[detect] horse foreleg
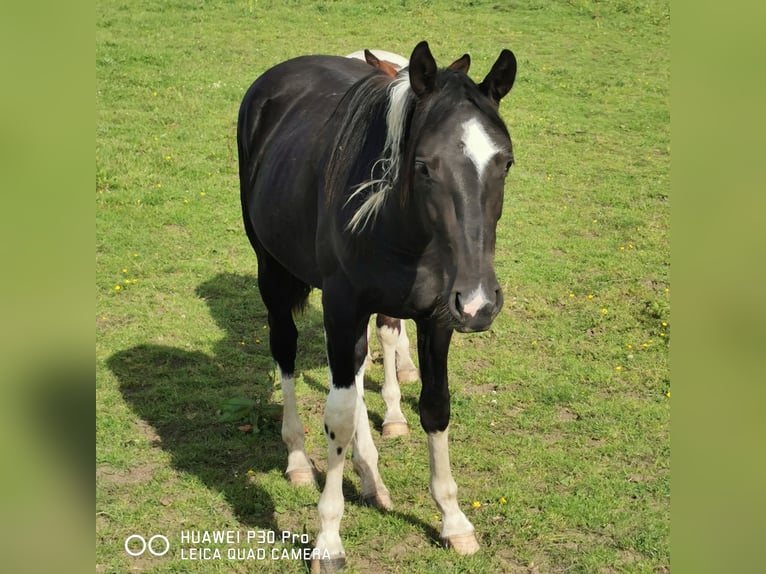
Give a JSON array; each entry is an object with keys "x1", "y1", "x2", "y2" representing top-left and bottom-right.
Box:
[
  {"x1": 313, "y1": 384, "x2": 358, "y2": 572},
  {"x1": 313, "y1": 294, "x2": 371, "y2": 573},
  {"x1": 376, "y1": 315, "x2": 409, "y2": 437},
  {"x1": 417, "y1": 320, "x2": 479, "y2": 555},
  {"x1": 428, "y1": 429, "x2": 479, "y2": 554}
]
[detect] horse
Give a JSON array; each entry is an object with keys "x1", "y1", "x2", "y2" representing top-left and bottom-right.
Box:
[
  {"x1": 346, "y1": 48, "x2": 409, "y2": 78},
  {"x1": 346, "y1": 48, "x2": 419, "y2": 438},
  {"x1": 238, "y1": 40, "x2": 517, "y2": 572}
]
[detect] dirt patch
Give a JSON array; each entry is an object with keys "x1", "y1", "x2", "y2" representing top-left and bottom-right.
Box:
[
  {"x1": 389, "y1": 531, "x2": 431, "y2": 559},
  {"x1": 558, "y1": 407, "x2": 579, "y2": 422},
  {"x1": 97, "y1": 461, "x2": 162, "y2": 486},
  {"x1": 462, "y1": 381, "x2": 497, "y2": 396},
  {"x1": 134, "y1": 418, "x2": 163, "y2": 446},
  {"x1": 495, "y1": 547, "x2": 534, "y2": 573}
]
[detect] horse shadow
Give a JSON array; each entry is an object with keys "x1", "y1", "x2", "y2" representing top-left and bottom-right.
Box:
[{"x1": 107, "y1": 272, "x2": 437, "y2": 542}]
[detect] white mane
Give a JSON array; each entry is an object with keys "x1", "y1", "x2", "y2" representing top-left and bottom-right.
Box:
[{"x1": 346, "y1": 72, "x2": 412, "y2": 233}]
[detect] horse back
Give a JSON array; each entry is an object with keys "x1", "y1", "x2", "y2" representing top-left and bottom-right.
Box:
[{"x1": 238, "y1": 56, "x2": 374, "y2": 286}]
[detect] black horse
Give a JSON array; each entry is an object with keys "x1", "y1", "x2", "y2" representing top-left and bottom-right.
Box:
[{"x1": 238, "y1": 41, "x2": 516, "y2": 572}]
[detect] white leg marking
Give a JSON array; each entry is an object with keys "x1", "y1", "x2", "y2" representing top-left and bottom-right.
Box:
[
  {"x1": 459, "y1": 285, "x2": 490, "y2": 318},
  {"x1": 350, "y1": 362, "x2": 392, "y2": 505},
  {"x1": 394, "y1": 321, "x2": 418, "y2": 382},
  {"x1": 462, "y1": 117, "x2": 501, "y2": 181},
  {"x1": 279, "y1": 371, "x2": 314, "y2": 484},
  {"x1": 376, "y1": 323, "x2": 407, "y2": 432},
  {"x1": 315, "y1": 385, "x2": 359, "y2": 560},
  {"x1": 428, "y1": 429, "x2": 477, "y2": 550}
]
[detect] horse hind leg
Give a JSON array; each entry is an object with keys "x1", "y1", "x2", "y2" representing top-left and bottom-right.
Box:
[
  {"x1": 375, "y1": 315, "x2": 409, "y2": 437},
  {"x1": 394, "y1": 319, "x2": 419, "y2": 383},
  {"x1": 256, "y1": 254, "x2": 315, "y2": 486},
  {"x1": 351, "y1": 354, "x2": 392, "y2": 509}
]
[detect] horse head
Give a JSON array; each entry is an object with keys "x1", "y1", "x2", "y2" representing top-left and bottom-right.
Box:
[{"x1": 404, "y1": 41, "x2": 517, "y2": 333}]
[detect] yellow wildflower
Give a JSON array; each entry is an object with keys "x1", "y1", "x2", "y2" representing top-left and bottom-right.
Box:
[
  {"x1": 471, "y1": 501, "x2": 481, "y2": 509},
  {"x1": 499, "y1": 497, "x2": 507, "y2": 504}
]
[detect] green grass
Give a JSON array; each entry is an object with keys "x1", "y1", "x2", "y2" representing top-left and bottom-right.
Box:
[{"x1": 97, "y1": 1, "x2": 669, "y2": 572}]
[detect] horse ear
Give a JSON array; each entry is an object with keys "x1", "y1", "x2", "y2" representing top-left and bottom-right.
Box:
[
  {"x1": 409, "y1": 41, "x2": 437, "y2": 97},
  {"x1": 364, "y1": 49, "x2": 381, "y2": 68},
  {"x1": 478, "y1": 49, "x2": 517, "y2": 105},
  {"x1": 448, "y1": 54, "x2": 471, "y2": 74}
]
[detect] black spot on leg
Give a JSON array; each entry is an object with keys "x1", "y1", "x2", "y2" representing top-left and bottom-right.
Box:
[
  {"x1": 336, "y1": 447, "x2": 342, "y2": 455},
  {"x1": 330, "y1": 432, "x2": 335, "y2": 440}
]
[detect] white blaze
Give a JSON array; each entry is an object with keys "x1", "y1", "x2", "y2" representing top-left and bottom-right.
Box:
[{"x1": 461, "y1": 118, "x2": 500, "y2": 181}]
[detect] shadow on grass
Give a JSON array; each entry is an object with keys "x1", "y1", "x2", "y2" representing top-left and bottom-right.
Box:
[
  {"x1": 107, "y1": 273, "x2": 323, "y2": 531},
  {"x1": 108, "y1": 272, "x2": 437, "y2": 544}
]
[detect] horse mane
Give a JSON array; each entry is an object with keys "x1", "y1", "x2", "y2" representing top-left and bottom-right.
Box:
[
  {"x1": 325, "y1": 66, "x2": 508, "y2": 234},
  {"x1": 325, "y1": 69, "x2": 414, "y2": 233}
]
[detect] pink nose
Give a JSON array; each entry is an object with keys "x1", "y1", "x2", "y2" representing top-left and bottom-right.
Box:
[{"x1": 450, "y1": 286, "x2": 503, "y2": 332}]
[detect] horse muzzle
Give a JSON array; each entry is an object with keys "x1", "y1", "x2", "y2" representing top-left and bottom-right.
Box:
[{"x1": 448, "y1": 285, "x2": 503, "y2": 333}]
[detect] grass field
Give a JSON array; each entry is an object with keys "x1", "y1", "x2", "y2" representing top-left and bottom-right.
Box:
[{"x1": 96, "y1": 1, "x2": 669, "y2": 572}]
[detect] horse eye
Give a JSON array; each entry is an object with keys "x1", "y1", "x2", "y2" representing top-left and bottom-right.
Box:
[
  {"x1": 504, "y1": 158, "x2": 514, "y2": 175},
  {"x1": 414, "y1": 160, "x2": 430, "y2": 177}
]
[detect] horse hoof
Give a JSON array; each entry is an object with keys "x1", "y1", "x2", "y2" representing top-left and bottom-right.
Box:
[
  {"x1": 310, "y1": 554, "x2": 346, "y2": 573},
  {"x1": 396, "y1": 367, "x2": 419, "y2": 383},
  {"x1": 381, "y1": 421, "x2": 409, "y2": 438},
  {"x1": 443, "y1": 532, "x2": 480, "y2": 555},
  {"x1": 362, "y1": 490, "x2": 393, "y2": 511},
  {"x1": 286, "y1": 467, "x2": 315, "y2": 486}
]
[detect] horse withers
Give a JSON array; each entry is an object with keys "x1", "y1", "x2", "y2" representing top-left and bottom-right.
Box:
[{"x1": 238, "y1": 40, "x2": 517, "y2": 572}]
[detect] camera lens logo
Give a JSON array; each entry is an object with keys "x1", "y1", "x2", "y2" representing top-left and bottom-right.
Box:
[{"x1": 124, "y1": 534, "x2": 170, "y2": 557}]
